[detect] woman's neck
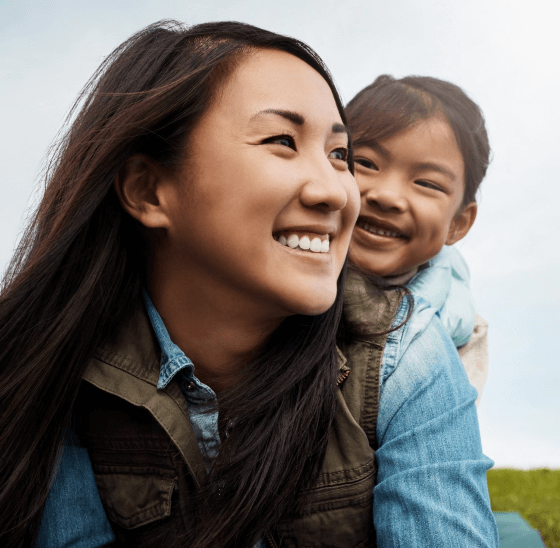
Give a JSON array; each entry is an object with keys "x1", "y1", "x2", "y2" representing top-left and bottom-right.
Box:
[{"x1": 147, "y1": 274, "x2": 283, "y2": 393}]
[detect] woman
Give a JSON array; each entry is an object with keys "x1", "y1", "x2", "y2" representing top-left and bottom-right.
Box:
[{"x1": 0, "y1": 21, "x2": 497, "y2": 548}]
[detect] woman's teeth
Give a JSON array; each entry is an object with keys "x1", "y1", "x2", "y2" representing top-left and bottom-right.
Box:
[
  {"x1": 358, "y1": 221, "x2": 402, "y2": 238},
  {"x1": 276, "y1": 234, "x2": 329, "y2": 253}
]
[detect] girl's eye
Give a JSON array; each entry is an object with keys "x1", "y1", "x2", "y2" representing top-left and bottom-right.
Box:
[
  {"x1": 328, "y1": 147, "x2": 349, "y2": 162},
  {"x1": 415, "y1": 180, "x2": 444, "y2": 192},
  {"x1": 355, "y1": 158, "x2": 379, "y2": 171},
  {"x1": 262, "y1": 135, "x2": 296, "y2": 150}
]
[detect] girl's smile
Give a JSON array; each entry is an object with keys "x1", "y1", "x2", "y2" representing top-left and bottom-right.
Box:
[
  {"x1": 349, "y1": 116, "x2": 474, "y2": 277},
  {"x1": 355, "y1": 215, "x2": 410, "y2": 240}
]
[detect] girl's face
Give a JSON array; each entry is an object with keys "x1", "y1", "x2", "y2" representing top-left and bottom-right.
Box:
[
  {"x1": 162, "y1": 49, "x2": 359, "y2": 317},
  {"x1": 349, "y1": 116, "x2": 469, "y2": 277}
]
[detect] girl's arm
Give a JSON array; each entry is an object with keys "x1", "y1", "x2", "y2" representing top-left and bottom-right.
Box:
[
  {"x1": 36, "y1": 437, "x2": 115, "y2": 548},
  {"x1": 374, "y1": 301, "x2": 498, "y2": 547}
]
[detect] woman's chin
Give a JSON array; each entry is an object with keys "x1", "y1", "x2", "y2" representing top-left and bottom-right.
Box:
[{"x1": 282, "y1": 285, "x2": 338, "y2": 317}]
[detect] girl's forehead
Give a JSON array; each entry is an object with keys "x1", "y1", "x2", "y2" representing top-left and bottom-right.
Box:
[
  {"x1": 376, "y1": 117, "x2": 462, "y2": 163},
  {"x1": 391, "y1": 115, "x2": 455, "y2": 143}
]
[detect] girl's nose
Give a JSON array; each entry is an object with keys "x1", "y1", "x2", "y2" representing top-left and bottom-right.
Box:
[{"x1": 363, "y1": 177, "x2": 407, "y2": 213}]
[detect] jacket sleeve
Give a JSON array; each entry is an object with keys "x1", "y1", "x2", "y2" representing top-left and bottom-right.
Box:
[
  {"x1": 374, "y1": 304, "x2": 498, "y2": 547},
  {"x1": 37, "y1": 438, "x2": 115, "y2": 548}
]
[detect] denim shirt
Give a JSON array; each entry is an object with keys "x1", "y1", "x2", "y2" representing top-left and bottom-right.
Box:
[
  {"x1": 143, "y1": 291, "x2": 221, "y2": 467},
  {"x1": 38, "y1": 292, "x2": 498, "y2": 547}
]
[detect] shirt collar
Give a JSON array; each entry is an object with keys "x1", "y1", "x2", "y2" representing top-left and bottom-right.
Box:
[
  {"x1": 143, "y1": 291, "x2": 351, "y2": 394},
  {"x1": 142, "y1": 290, "x2": 196, "y2": 390}
]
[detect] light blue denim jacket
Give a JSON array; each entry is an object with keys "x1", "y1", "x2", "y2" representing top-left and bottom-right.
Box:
[
  {"x1": 408, "y1": 245, "x2": 476, "y2": 347},
  {"x1": 38, "y1": 290, "x2": 498, "y2": 547}
]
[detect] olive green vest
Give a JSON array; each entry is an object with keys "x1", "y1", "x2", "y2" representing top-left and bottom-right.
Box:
[{"x1": 75, "y1": 273, "x2": 401, "y2": 548}]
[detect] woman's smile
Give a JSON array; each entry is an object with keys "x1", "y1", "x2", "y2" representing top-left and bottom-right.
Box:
[
  {"x1": 273, "y1": 228, "x2": 332, "y2": 254},
  {"x1": 158, "y1": 48, "x2": 359, "y2": 317}
]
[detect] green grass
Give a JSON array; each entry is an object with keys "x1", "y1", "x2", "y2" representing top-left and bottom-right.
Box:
[{"x1": 488, "y1": 469, "x2": 560, "y2": 548}]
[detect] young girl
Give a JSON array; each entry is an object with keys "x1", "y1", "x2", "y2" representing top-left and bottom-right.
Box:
[
  {"x1": 345, "y1": 75, "x2": 490, "y2": 403},
  {"x1": 1, "y1": 24, "x2": 497, "y2": 548}
]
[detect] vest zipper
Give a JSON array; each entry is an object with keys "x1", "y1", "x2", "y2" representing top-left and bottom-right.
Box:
[
  {"x1": 336, "y1": 368, "x2": 350, "y2": 386},
  {"x1": 264, "y1": 531, "x2": 278, "y2": 548}
]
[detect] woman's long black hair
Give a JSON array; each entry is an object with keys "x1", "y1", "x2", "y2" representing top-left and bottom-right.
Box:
[{"x1": 0, "y1": 20, "x2": 353, "y2": 548}]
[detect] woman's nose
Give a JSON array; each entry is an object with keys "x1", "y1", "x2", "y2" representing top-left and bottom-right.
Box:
[{"x1": 299, "y1": 157, "x2": 350, "y2": 212}]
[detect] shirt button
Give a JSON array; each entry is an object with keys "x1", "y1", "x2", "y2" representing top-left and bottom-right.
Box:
[{"x1": 184, "y1": 381, "x2": 196, "y2": 391}]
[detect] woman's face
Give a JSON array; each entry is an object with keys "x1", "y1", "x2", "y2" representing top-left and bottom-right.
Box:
[{"x1": 162, "y1": 49, "x2": 359, "y2": 318}]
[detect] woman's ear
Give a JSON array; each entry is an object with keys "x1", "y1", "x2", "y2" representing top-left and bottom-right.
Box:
[
  {"x1": 114, "y1": 155, "x2": 171, "y2": 229},
  {"x1": 446, "y1": 201, "x2": 477, "y2": 245}
]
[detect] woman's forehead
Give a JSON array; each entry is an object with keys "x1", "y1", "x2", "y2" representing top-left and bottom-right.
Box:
[{"x1": 209, "y1": 49, "x2": 342, "y2": 128}]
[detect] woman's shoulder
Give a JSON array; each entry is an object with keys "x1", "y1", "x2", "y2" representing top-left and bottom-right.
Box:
[
  {"x1": 343, "y1": 270, "x2": 454, "y2": 378},
  {"x1": 343, "y1": 270, "x2": 404, "y2": 340},
  {"x1": 342, "y1": 269, "x2": 476, "y2": 407}
]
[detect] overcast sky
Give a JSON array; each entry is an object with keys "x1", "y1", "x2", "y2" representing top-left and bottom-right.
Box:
[{"x1": 2, "y1": 0, "x2": 559, "y2": 468}]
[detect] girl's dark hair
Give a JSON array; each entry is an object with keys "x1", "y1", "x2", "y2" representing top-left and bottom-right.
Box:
[
  {"x1": 0, "y1": 20, "x2": 351, "y2": 548},
  {"x1": 345, "y1": 74, "x2": 491, "y2": 207}
]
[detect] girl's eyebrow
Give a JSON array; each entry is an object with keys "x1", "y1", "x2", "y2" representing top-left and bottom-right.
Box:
[
  {"x1": 359, "y1": 140, "x2": 390, "y2": 159},
  {"x1": 411, "y1": 162, "x2": 457, "y2": 181},
  {"x1": 250, "y1": 109, "x2": 349, "y2": 137},
  {"x1": 359, "y1": 142, "x2": 457, "y2": 181}
]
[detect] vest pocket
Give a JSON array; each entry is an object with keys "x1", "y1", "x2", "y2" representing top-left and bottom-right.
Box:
[
  {"x1": 92, "y1": 464, "x2": 178, "y2": 529},
  {"x1": 275, "y1": 460, "x2": 376, "y2": 548}
]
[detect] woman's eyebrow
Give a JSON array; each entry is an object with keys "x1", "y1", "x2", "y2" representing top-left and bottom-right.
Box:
[
  {"x1": 250, "y1": 109, "x2": 350, "y2": 137},
  {"x1": 251, "y1": 108, "x2": 305, "y2": 125},
  {"x1": 332, "y1": 122, "x2": 350, "y2": 139}
]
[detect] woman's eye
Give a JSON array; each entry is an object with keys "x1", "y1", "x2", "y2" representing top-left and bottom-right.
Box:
[
  {"x1": 328, "y1": 147, "x2": 349, "y2": 162},
  {"x1": 415, "y1": 180, "x2": 443, "y2": 192},
  {"x1": 262, "y1": 135, "x2": 296, "y2": 150},
  {"x1": 355, "y1": 158, "x2": 379, "y2": 171}
]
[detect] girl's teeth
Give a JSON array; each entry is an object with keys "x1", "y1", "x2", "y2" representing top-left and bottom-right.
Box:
[
  {"x1": 361, "y1": 222, "x2": 400, "y2": 238},
  {"x1": 276, "y1": 233, "x2": 330, "y2": 253}
]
